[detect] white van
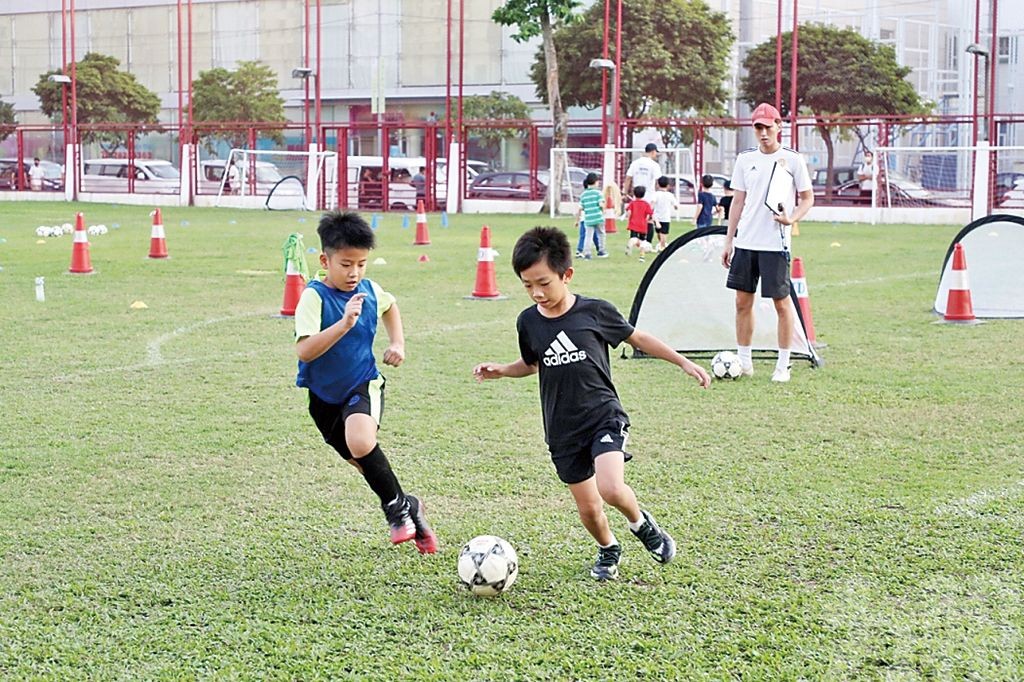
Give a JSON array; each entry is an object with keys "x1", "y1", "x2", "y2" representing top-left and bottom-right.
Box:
[{"x1": 81, "y1": 158, "x2": 180, "y2": 194}]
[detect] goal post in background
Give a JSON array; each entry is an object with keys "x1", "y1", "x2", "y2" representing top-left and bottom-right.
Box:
[
  {"x1": 549, "y1": 146, "x2": 696, "y2": 218},
  {"x1": 216, "y1": 148, "x2": 337, "y2": 209},
  {"x1": 874, "y1": 144, "x2": 1024, "y2": 222}
]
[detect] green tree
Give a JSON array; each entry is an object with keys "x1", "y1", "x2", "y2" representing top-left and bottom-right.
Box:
[
  {"x1": 33, "y1": 52, "x2": 161, "y2": 151},
  {"x1": 531, "y1": 0, "x2": 732, "y2": 148},
  {"x1": 741, "y1": 24, "x2": 928, "y2": 195},
  {"x1": 459, "y1": 91, "x2": 531, "y2": 166},
  {"x1": 191, "y1": 60, "x2": 286, "y2": 153},
  {"x1": 494, "y1": 0, "x2": 581, "y2": 212},
  {"x1": 0, "y1": 99, "x2": 15, "y2": 144}
]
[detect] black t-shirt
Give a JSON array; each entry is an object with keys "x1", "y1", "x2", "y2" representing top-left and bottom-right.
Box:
[
  {"x1": 517, "y1": 295, "x2": 634, "y2": 448},
  {"x1": 719, "y1": 195, "x2": 733, "y2": 220}
]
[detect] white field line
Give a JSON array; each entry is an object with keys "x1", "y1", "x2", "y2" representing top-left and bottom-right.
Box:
[
  {"x1": 54, "y1": 311, "x2": 273, "y2": 381},
  {"x1": 933, "y1": 479, "x2": 1024, "y2": 518},
  {"x1": 815, "y1": 271, "x2": 933, "y2": 290},
  {"x1": 53, "y1": 314, "x2": 507, "y2": 382}
]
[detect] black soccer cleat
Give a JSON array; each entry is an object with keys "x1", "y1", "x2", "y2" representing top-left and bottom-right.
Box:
[
  {"x1": 631, "y1": 510, "x2": 676, "y2": 564},
  {"x1": 384, "y1": 496, "x2": 415, "y2": 545},
  {"x1": 405, "y1": 494, "x2": 438, "y2": 554},
  {"x1": 590, "y1": 543, "x2": 621, "y2": 581}
]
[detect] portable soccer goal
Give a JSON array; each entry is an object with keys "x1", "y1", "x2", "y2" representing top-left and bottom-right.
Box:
[
  {"x1": 933, "y1": 214, "x2": 1024, "y2": 318},
  {"x1": 214, "y1": 148, "x2": 336, "y2": 210},
  {"x1": 626, "y1": 226, "x2": 821, "y2": 366},
  {"x1": 549, "y1": 146, "x2": 695, "y2": 218}
]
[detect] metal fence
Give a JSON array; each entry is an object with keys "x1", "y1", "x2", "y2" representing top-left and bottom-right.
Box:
[{"x1": 2, "y1": 115, "x2": 1022, "y2": 215}]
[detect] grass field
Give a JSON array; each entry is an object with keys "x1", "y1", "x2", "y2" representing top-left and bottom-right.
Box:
[{"x1": 1, "y1": 201, "x2": 1022, "y2": 679}]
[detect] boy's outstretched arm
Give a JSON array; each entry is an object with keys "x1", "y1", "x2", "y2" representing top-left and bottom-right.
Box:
[
  {"x1": 472, "y1": 358, "x2": 537, "y2": 382},
  {"x1": 380, "y1": 302, "x2": 405, "y2": 367},
  {"x1": 626, "y1": 330, "x2": 711, "y2": 388}
]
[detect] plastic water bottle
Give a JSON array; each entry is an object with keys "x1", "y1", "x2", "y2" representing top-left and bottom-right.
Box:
[{"x1": 35, "y1": 276, "x2": 45, "y2": 302}]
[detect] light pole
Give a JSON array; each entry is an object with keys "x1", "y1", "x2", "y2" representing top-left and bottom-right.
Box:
[
  {"x1": 589, "y1": 58, "x2": 617, "y2": 187},
  {"x1": 292, "y1": 67, "x2": 317, "y2": 145},
  {"x1": 48, "y1": 74, "x2": 72, "y2": 196},
  {"x1": 965, "y1": 43, "x2": 990, "y2": 142}
]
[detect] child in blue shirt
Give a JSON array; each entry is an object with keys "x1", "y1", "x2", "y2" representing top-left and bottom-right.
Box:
[{"x1": 295, "y1": 210, "x2": 437, "y2": 553}]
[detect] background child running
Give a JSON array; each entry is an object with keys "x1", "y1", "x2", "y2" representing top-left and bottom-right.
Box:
[
  {"x1": 624, "y1": 186, "x2": 655, "y2": 260},
  {"x1": 294, "y1": 210, "x2": 437, "y2": 554},
  {"x1": 472, "y1": 227, "x2": 710, "y2": 581},
  {"x1": 694, "y1": 174, "x2": 718, "y2": 229},
  {"x1": 650, "y1": 175, "x2": 679, "y2": 253},
  {"x1": 574, "y1": 172, "x2": 608, "y2": 260}
]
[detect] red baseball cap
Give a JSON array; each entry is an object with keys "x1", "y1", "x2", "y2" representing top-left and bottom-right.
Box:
[{"x1": 751, "y1": 102, "x2": 782, "y2": 126}]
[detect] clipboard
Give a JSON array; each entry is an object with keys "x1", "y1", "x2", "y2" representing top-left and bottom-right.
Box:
[{"x1": 764, "y1": 160, "x2": 794, "y2": 215}]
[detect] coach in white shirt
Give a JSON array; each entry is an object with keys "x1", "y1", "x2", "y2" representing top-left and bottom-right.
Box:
[
  {"x1": 623, "y1": 143, "x2": 662, "y2": 205},
  {"x1": 720, "y1": 102, "x2": 814, "y2": 383}
]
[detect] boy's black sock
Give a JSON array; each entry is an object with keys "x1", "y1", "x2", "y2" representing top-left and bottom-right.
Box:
[{"x1": 356, "y1": 445, "x2": 405, "y2": 508}]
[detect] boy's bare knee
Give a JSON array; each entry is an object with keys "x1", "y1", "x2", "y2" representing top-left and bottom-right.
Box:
[
  {"x1": 347, "y1": 435, "x2": 377, "y2": 459},
  {"x1": 577, "y1": 502, "x2": 605, "y2": 526},
  {"x1": 598, "y1": 481, "x2": 629, "y2": 505}
]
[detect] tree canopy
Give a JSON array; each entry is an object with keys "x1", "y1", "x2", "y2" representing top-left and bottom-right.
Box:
[
  {"x1": 459, "y1": 91, "x2": 531, "y2": 166},
  {"x1": 33, "y1": 52, "x2": 160, "y2": 148},
  {"x1": 191, "y1": 60, "x2": 287, "y2": 151},
  {"x1": 0, "y1": 99, "x2": 14, "y2": 143},
  {"x1": 530, "y1": 0, "x2": 732, "y2": 121},
  {"x1": 494, "y1": 0, "x2": 581, "y2": 212},
  {"x1": 741, "y1": 23, "x2": 928, "y2": 192}
]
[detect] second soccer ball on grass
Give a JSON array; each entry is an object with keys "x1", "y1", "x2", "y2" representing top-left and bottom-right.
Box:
[{"x1": 711, "y1": 351, "x2": 744, "y2": 380}]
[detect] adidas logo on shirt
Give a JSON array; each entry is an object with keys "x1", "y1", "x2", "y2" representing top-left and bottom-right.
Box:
[{"x1": 543, "y1": 331, "x2": 588, "y2": 367}]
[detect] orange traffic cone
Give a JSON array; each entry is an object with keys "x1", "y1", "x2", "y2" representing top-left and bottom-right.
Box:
[
  {"x1": 604, "y1": 195, "x2": 618, "y2": 234},
  {"x1": 413, "y1": 200, "x2": 430, "y2": 245},
  {"x1": 68, "y1": 212, "x2": 94, "y2": 274},
  {"x1": 468, "y1": 225, "x2": 505, "y2": 300},
  {"x1": 148, "y1": 208, "x2": 169, "y2": 259},
  {"x1": 790, "y1": 257, "x2": 820, "y2": 346},
  {"x1": 941, "y1": 243, "x2": 978, "y2": 324},
  {"x1": 279, "y1": 260, "x2": 306, "y2": 316}
]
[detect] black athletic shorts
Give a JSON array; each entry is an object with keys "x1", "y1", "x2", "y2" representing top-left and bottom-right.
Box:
[
  {"x1": 656, "y1": 221, "x2": 670, "y2": 235},
  {"x1": 308, "y1": 376, "x2": 385, "y2": 459},
  {"x1": 629, "y1": 229, "x2": 648, "y2": 241},
  {"x1": 549, "y1": 418, "x2": 633, "y2": 485},
  {"x1": 726, "y1": 247, "x2": 791, "y2": 299}
]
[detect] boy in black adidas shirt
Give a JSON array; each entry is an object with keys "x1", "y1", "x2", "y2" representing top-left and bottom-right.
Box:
[{"x1": 473, "y1": 226, "x2": 710, "y2": 580}]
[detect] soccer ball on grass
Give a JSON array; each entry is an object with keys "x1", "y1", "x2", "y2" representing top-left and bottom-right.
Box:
[
  {"x1": 457, "y1": 535, "x2": 519, "y2": 596},
  {"x1": 711, "y1": 351, "x2": 743, "y2": 380}
]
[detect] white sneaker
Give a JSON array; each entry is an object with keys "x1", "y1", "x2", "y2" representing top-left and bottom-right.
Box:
[
  {"x1": 739, "y1": 364, "x2": 754, "y2": 377},
  {"x1": 771, "y1": 366, "x2": 791, "y2": 383}
]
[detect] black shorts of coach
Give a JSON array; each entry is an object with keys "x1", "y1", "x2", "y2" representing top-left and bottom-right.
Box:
[
  {"x1": 548, "y1": 418, "x2": 633, "y2": 485},
  {"x1": 308, "y1": 376, "x2": 385, "y2": 459},
  {"x1": 726, "y1": 247, "x2": 791, "y2": 300}
]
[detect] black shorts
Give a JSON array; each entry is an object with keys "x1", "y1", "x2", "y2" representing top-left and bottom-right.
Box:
[
  {"x1": 656, "y1": 222, "x2": 670, "y2": 235},
  {"x1": 549, "y1": 418, "x2": 632, "y2": 485},
  {"x1": 308, "y1": 377, "x2": 385, "y2": 459},
  {"x1": 629, "y1": 229, "x2": 648, "y2": 241},
  {"x1": 726, "y1": 247, "x2": 791, "y2": 299}
]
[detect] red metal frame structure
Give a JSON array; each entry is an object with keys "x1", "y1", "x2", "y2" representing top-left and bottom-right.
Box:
[{"x1": 789, "y1": 2, "x2": 799, "y2": 149}]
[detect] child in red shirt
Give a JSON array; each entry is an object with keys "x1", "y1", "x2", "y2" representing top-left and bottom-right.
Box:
[{"x1": 625, "y1": 186, "x2": 654, "y2": 260}]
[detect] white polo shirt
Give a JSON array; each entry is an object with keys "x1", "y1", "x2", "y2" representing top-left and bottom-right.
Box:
[
  {"x1": 626, "y1": 156, "x2": 661, "y2": 198},
  {"x1": 730, "y1": 146, "x2": 811, "y2": 252}
]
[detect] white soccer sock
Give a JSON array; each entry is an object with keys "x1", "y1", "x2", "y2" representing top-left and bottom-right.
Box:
[
  {"x1": 737, "y1": 346, "x2": 753, "y2": 367},
  {"x1": 627, "y1": 517, "x2": 644, "y2": 532},
  {"x1": 777, "y1": 349, "x2": 791, "y2": 369},
  {"x1": 600, "y1": 537, "x2": 619, "y2": 548}
]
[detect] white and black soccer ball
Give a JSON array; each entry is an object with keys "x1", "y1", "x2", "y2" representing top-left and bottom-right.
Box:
[
  {"x1": 457, "y1": 535, "x2": 519, "y2": 597},
  {"x1": 711, "y1": 351, "x2": 743, "y2": 380}
]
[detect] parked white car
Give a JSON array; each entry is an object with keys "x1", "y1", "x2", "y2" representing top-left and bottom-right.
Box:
[{"x1": 80, "y1": 158, "x2": 180, "y2": 194}]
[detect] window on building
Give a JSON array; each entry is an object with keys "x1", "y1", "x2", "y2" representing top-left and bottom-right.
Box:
[{"x1": 997, "y1": 36, "x2": 1014, "y2": 64}]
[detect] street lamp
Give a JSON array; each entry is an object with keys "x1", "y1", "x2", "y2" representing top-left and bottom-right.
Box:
[
  {"x1": 291, "y1": 67, "x2": 317, "y2": 145},
  {"x1": 48, "y1": 74, "x2": 73, "y2": 158},
  {"x1": 965, "y1": 43, "x2": 989, "y2": 142},
  {"x1": 589, "y1": 58, "x2": 616, "y2": 147}
]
